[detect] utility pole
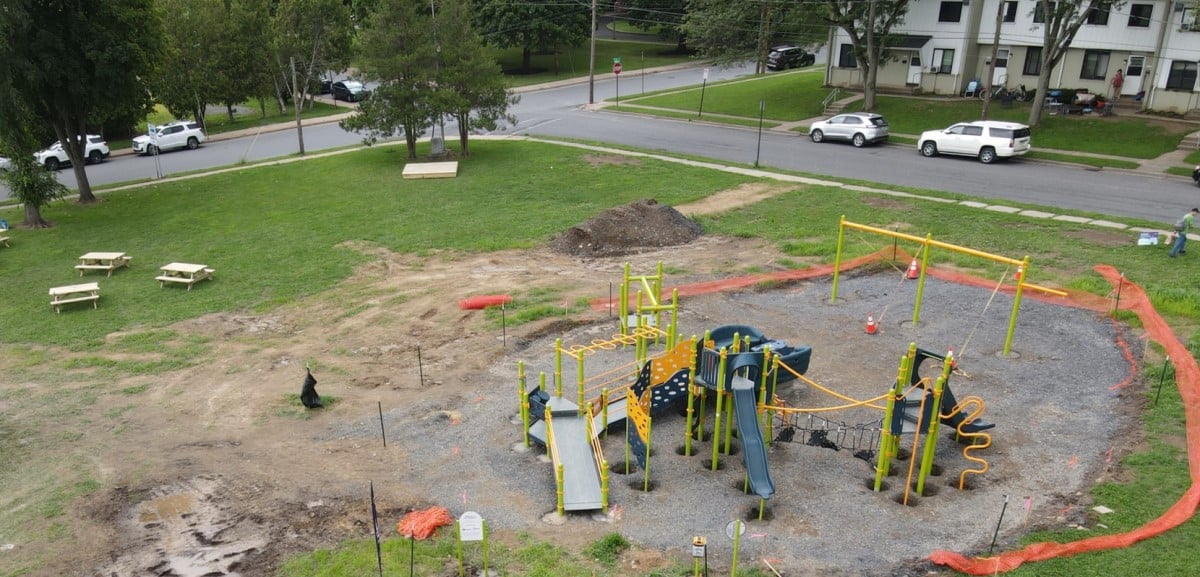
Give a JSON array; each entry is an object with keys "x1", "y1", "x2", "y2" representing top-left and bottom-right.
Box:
[
  {"x1": 292, "y1": 56, "x2": 305, "y2": 155},
  {"x1": 588, "y1": 0, "x2": 597, "y2": 104},
  {"x1": 981, "y1": 0, "x2": 1005, "y2": 119}
]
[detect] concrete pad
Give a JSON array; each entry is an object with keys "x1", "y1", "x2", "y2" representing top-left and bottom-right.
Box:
[
  {"x1": 959, "y1": 201, "x2": 988, "y2": 208},
  {"x1": 402, "y1": 161, "x2": 458, "y2": 179},
  {"x1": 1052, "y1": 215, "x2": 1091, "y2": 223},
  {"x1": 1019, "y1": 210, "x2": 1056, "y2": 219},
  {"x1": 984, "y1": 205, "x2": 1022, "y2": 214},
  {"x1": 1088, "y1": 219, "x2": 1128, "y2": 229}
]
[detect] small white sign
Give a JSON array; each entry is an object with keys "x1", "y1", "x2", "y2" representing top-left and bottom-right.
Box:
[
  {"x1": 725, "y1": 519, "x2": 745, "y2": 540},
  {"x1": 703, "y1": 68, "x2": 710, "y2": 81},
  {"x1": 147, "y1": 123, "x2": 156, "y2": 137},
  {"x1": 459, "y1": 511, "x2": 483, "y2": 542},
  {"x1": 691, "y1": 543, "x2": 706, "y2": 558}
]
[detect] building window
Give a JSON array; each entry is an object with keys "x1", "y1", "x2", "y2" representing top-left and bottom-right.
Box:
[
  {"x1": 1128, "y1": 4, "x2": 1152, "y2": 27},
  {"x1": 1086, "y1": 3, "x2": 1110, "y2": 25},
  {"x1": 1033, "y1": 1, "x2": 1057, "y2": 24},
  {"x1": 1023, "y1": 47, "x2": 1042, "y2": 76},
  {"x1": 938, "y1": 1, "x2": 963, "y2": 22},
  {"x1": 838, "y1": 44, "x2": 857, "y2": 68},
  {"x1": 1166, "y1": 61, "x2": 1197, "y2": 90},
  {"x1": 932, "y1": 48, "x2": 954, "y2": 74},
  {"x1": 1003, "y1": 1, "x2": 1018, "y2": 22},
  {"x1": 1080, "y1": 50, "x2": 1109, "y2": 80}
]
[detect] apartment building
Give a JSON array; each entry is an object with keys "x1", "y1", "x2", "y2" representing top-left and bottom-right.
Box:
[{"x1": 824, "y1": 0, "x2": 1200, "y2": 113}]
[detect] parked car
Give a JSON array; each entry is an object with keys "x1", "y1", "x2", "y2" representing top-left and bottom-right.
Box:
[
  {"x1": 918, "y1": 120, "x2": 1031, "y2": 164},
  {"x1": 132, "y1": 121, "x2": 206, "y2": 155},
  {"x1": 0, "y1": 156, "x2": 10, "y2": 172},
  {"x1": 809, "y1": 112, "x2": 890, "y2": 147},
  {"x1": 34, "y1": 134, "x2": 110, "y2": 171},
  {"x1": 1193, "y1": 165, "x2": 1200, "y2": 186},
  {"x1": 331, "y1": 80, "x2": 368, "y2": 102},
  {"x1": 766, "y1": 45, "x2": 814, "y2": 70}
]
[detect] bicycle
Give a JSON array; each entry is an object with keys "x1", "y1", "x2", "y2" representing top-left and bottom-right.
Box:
[{"x1": 978, "y1": 84, "x2": 1008, "y2": 101}]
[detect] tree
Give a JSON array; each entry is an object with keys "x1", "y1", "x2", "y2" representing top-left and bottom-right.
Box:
[
  {"x1": 341, "y1": 0, "x2": 438, "y2": 159},
  {"x1": 434, "y1": 0, "x2": 518, "y2": 156},
  {"x1": 273, "y1": 0, "x2": 354, "y2": 153},
  {"x1": 0, "y1": 68, "x2": 67, "y2": 227},
  {"x1": 473, "y1": 0, "x2": 590, "y2": 72},
  {"x1": 154, "y1": 0, "x2": 226, "y2": 127},
  {"x1": 624, "y1": 0, "x2": 690, "y2": 53},
  {"x1": 1025, "y1": 0, "x2": 1113, "y2": 126},
  {"x1": 0, "y1": 0, "x2": 163, "y2": 204},
  {"x1": 821, "y1": 0, "x2": 911, "y2": 111}
]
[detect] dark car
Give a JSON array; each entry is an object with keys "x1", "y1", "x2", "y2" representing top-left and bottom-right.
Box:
[
  {"x1": 766, "y1": 45, "x2": 814, "y2": 70},
  {"x1": 331, "y1": 80, "x2": 368, "y2": 102}
]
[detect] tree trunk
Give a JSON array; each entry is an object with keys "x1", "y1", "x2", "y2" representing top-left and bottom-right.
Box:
[
  {"x1": 456, "y1": 112, "x2": 470, "y2": 157},
  {"x1": 863, "y1": 61, "x2": 877, "y2": 111},
  {"x1": 522, "y1": 47, "x2": 532, "y2": 71},
  {"x1": 405, "y1": 130, "x2": 418, "y2": 159},
  {"x1": 1028, "y1": 57, "x2": 1055, "y2": 126},
  {"x1": 63, "y1": 145, "x2": 97, "y2": 203},
  {"x1": 227, "y1": 104, "x2": 236, "y2": 123},
  {"x1": 24, "y1": 203, "x2": 49, "y2": 228}
]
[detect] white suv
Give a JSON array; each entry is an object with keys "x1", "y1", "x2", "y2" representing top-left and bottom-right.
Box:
[
  {"x1": 133, "y1": 121, "x2": 206, "y2": 155},
  {"x1": 35, "y1": 135, "x2": 110, "y2": 170},
  {"x1": 918, "y1": 121, "x2": 1031, "y2": 164}
]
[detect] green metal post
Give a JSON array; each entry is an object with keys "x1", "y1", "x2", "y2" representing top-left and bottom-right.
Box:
[
  {"x1": 1003, "y1": 256, "x2": 1030, "y2": 356},
  {"x1": 643, "y1": 415, "x2": 653, "y2": 491},
  {"x1": 875, "y1": 344, "x2": 915, "y2": 491},
  {"x1": 519, "y1": 362, "x2": 530, "y2": 447},
  {"x1": 911, "y1": 234, "x2": 932, "y2": 326},
  {"x1": 577, "y1": 350, "x2": 586, "y2": 414},
  {"x1": 731, "y1": 520, "x2": 743, "y2": 577},
  {"x1": 456, "y1": 520, "x2": 464, "y2": 577},
  {"x1": 832, "y1": 215, "x2": 846, "y2": 301},
  {"x1": 554, "y1": 339, "x2": 563, "y2": 397},
  {"x1": 917, "y1": 361, "x2": 951, "y2": 496},
  {"x1": 710, "y1": 350, "x2": 727, "y2": 471}
]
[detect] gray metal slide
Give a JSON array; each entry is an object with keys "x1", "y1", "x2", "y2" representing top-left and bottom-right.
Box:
[
  {"x1": 731, "y1": 376, "x2": 775, "y2": 499},
  {"x1": 549, "y1": 412, "x2": 604, "y2": 511}
]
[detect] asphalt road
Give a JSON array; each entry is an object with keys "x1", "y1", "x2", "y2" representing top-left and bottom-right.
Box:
[{"x1": 4, "y1": 62, "x2": 1193, "y2": 225}]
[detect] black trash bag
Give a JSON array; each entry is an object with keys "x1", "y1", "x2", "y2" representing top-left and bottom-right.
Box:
[{"x1": 301, "y1": 368, "x2": 323, "y2": 408}]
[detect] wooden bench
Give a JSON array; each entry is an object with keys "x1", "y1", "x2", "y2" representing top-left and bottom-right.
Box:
[
  {"x1": 49, "y1": 282, "x2": 100, "y2": 313},
  {"x1": 157, "y1": 262, "x2": 214, "y2": 290},
  {"x1": 0, "y1": 230, "x2": 9, "y2": 248}
]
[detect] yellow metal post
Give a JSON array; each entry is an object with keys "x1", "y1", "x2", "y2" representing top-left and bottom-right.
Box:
[
  {"x1": 875, "y1": 343, "x2": 915, "y2": 491},
  {"x1": 916, "y1": 353, "x2": 953, "y2": 495},
  {"x1": 554, "y1": 339, "x2": 563, "y2": 397}
]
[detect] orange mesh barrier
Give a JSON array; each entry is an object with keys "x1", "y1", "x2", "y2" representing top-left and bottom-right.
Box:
[
  {"x1": 929, "y1": 265, "x2": 1200, "y2": 573},
  {"x1": 396, "y1": 506, "x2": 454, "y2": 540}
]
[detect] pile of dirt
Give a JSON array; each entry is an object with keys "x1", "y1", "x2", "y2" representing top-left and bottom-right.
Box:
[{"x1": 549, "y1": 198, "x2": 703, "y2": 257}]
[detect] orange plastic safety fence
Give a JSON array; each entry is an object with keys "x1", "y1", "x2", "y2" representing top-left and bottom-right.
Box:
[
  {"x1": 396, "y1": 506, "x2": 454, "y2": 540},
  {"x1": 929, "y1": 265, "x2": 1200, "y2": 574}
]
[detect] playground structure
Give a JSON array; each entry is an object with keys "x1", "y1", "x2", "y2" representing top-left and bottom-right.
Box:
[{"x1": 833, "y1": 217, "x2": 1066, "y2": 355}]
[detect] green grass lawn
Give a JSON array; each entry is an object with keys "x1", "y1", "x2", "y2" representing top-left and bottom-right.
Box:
[
  {"x1": 1, "y1": 140, "x2": 1198, "y2": 577},
  {"x1": 613, "y1": 74, "x2": 1191, "y2": 159},
  {"x1": 622, "y1": 69, "x2": 829, "y2": 121}
]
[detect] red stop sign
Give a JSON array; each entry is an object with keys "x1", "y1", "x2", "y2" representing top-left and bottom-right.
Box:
[{"x1": 613, "y1": 61, "x2": 622, "y2": 75}]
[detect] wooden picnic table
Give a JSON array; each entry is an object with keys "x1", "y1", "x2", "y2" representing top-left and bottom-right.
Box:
[
  {"x1": 49, "y1": 282, "x2": 100, "y2": 313},
  {"x1": 76, "y1": 251, "x2": 131, "y2": 277},
  {"x1": 156, "y1": 262, "x2": 214, "y2": 290}
]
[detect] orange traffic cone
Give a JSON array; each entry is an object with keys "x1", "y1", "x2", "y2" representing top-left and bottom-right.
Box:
[
  {"x1": 906, "y1": 258, "x2": 919, "y2": 280},
  {"x1": 947, "y1": 347, "x2": 958, "y2": 370},
  {"x1": 865, "y1": 314, "x2": 878, "y2": 335},
  {"x1": 1015, "y1": 265, "x2": 1024, "y2": 282}
]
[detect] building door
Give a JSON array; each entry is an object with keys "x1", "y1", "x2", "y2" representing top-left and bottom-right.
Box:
[
  {"x1": 907, "y1": 52, "x2": 923, "y2": 85},
  {"x1": 1122, "y1": 55, "x2": 1144, "y2": 97},
  {"x1": 992, "y1": 49, "x2": 1009, "y2": 87}
]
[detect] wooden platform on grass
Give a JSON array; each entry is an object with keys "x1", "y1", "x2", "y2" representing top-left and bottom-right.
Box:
[{"x1": 402, "y1": 161, "x2": 458, "y2": 179}]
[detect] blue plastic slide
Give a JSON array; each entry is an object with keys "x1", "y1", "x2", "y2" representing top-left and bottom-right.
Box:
[{"x1": 731, "y1": 376, "x2": 775, "y2": 499}]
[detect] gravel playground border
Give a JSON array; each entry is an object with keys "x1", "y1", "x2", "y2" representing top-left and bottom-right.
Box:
[{"x1": 330, "y1": 270, "x2": 1136, "y2": 576}]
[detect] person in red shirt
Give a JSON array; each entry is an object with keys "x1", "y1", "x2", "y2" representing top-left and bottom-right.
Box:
[{"x1": 1111, "y1": 69, "x2": 1124, "y2": 101}]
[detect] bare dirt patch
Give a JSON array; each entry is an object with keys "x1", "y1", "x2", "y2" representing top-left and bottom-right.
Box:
[
  {"x1": 1061, "y1": 228, "x2": 1134, "y2": 247},
  {"x1": 583, "y1": 153, "x2": 643, "y2": 167}
]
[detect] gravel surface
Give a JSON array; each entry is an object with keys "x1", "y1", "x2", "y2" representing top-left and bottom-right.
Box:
[{"x1": 324, "y1": 270, "x2": 1136, "y2": 576}]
